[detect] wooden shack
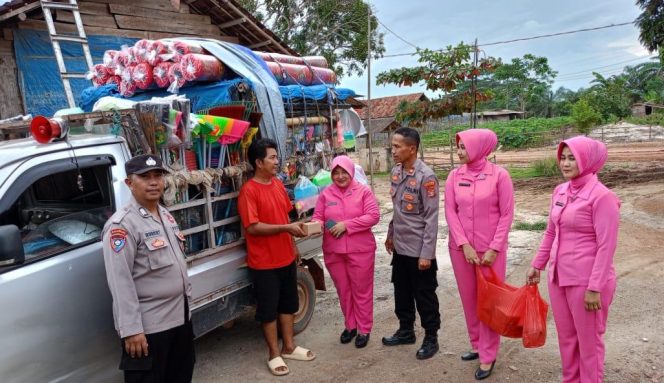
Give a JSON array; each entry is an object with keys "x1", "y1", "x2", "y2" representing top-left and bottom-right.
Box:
[{"x1": 0, "y1": 0, "x2": 296, "y2": 120}]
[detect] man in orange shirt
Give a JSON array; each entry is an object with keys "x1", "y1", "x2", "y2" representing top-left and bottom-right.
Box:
[{"x1": 238, "y1": 138, "x2": 316, "y2": 377}]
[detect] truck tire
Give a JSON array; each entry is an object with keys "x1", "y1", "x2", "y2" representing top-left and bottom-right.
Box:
[{"x1": 293, "y1": 266, "x2": 316, "y2": 334}]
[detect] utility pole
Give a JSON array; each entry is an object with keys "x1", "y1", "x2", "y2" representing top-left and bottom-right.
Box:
[
  {"x1": 367, "y1": 4, "x2": 374, "y2": 190},
  {"x1": 472, "y1": 38, "x2": 479, "y2": 129}
]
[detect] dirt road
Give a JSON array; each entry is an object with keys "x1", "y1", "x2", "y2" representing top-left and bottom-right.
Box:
[{"x1": 192, "y1": 172, "x2": 664, "y2": 383}]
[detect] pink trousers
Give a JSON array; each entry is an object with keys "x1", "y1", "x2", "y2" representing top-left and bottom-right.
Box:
[
  {"x1": 324, "y1": 251, "x2": 375, "y2": 334},
  {"x1": 450, "y1": 248, "x2": 506, "y2": 364},
  {"x1": 548, "y1": 278, "x2": 616, "y2": 383}
]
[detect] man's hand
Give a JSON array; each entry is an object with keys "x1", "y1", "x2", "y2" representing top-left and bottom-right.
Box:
[
  {"x1": 385, "y1": 237, "x2": 394, "y2": 254},
  {"x1": 124, "y1": 333, "x2": 148, "y2": 358},
  {"x1": 526, "y1": 267, "x2": 540, "y2": 285},
  {"x1": 584, "y1": 290, "x2": 601, "y2": 311},
  {"x1": 418, "y1": 258, "x2": 431, "y2": 270},
  {"x1": 329, "y1": 222, "x2": 347, "y2": 238},
  {"x1": 462, "y1": 244, "x2": 480, "y2": 264},
  {"x1": 287, "y1": 222, "x2": 306, "y2": 237},
  {"x1": 481, "y1": 249, "x2": 498, "y2": 266}
]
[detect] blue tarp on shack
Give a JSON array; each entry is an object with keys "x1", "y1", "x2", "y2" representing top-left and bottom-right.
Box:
[{"x1": 13, "y1": 29, "x2": 138, "y2": 116}]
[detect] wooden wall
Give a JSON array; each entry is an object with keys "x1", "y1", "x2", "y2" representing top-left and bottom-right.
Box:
[{"x1": 0, "y1": 0, "x2": 241, "y2": 117}]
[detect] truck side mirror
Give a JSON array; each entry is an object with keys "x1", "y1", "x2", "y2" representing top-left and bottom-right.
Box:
[{"x1": 0, "y1": 225, "x2": 25, "y2": 266}]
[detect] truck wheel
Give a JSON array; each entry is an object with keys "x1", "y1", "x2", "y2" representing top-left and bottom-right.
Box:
[{"x1": 293, "y1": 266, "x2": 316, "y2": 334}]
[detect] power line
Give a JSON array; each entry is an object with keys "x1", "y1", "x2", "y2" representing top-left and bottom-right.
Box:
[
  {"x1": 556, "y1": 55, "x2": 656, "y2": 79},
  {"x1": 479, "y1": 21, "x2": 633, "y2": 47},
  {"x1": 377, "y1": 19, "x2": 419, "y2": 49},
  {"x1": 380, "y1": 20, "x2": 635, "y2": 59}
]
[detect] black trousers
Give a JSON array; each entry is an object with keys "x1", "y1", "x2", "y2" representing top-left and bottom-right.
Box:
[
  {"x1": 391, "y1": 252, "x2": 441, "y2": 335},
  {"x1": 121, "y1": 302, "x2": 195, "y2": 383}
]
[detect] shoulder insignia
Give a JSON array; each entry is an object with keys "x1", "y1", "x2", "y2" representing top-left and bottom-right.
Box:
[
  {"x1": 138, "y1": 207, "x2": 150, "y2": 218},
  {"x1": 423, "y1": 180, "x2": 437, "y2": 198},
  {"x1": 110, "y1": 228, "x2": 128, "y2": 253}
]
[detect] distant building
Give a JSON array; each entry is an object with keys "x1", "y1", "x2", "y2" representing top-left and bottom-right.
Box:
[
  {"x1": 355, "y1": 92, "x2": 428, "y2": 148},
  {"x1": 631, "y1": 102, "x2": 664, "y2": 117},
  {"x1": 463, "y1": 109, "x2": 526, "y2": 122}
]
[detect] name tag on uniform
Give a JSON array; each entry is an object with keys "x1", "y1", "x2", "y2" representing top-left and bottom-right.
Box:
[
  {"x1": 555, "y1": 201, "x2": 564, "y2": 207},
  {"x1": 326, "y1": 201, "x2": 338, "y2": 207},
  {"x1": 145, "y1": 230, "x2": 161, "y2": 239},
  {"x1": 458, "y1": 182, "x2": 471, "y2": 187}
]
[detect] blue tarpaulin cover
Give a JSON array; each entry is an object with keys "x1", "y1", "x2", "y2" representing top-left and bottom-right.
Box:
[
  {"x1": 80, "y1": 78, "x2": 248, "y2": 114},
  {"x1": 280, "y1": 84, "x2": 356, "y2": 102},
  {"x1": 13, "y1": 29, "x2": 137, "y2": 116}
]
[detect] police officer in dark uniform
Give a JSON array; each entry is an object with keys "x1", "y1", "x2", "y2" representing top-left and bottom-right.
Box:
[
  {"x1": 102, "y1": 154, "x2": 194, "y2": 383},
  {"x1": 382, "y1": 127, "x2": 441, "y2": 360}
]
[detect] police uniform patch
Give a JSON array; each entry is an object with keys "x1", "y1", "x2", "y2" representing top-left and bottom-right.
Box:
[
  {"x1": 423, "y1": 180, "x2": 437, "y2": 198},
  {"x1": 403, "y1": 193, "x2": 415, "y2": 202},
  {"x1": 151, "y1": 238, "x2": 166, "y2": 248},
  {"x1": 176, "y1": 231, "x2": 185, "y2": 241},
  {"x1": 408, "y1": 179, "x2": 417, "y2": 187},
  {"x1": 165, "y1": 214, "x2": 175, "y2": 224},
  {"x1": 392, "y1": 175, "x2": 399, "y2": 182},
  {"x1": 110, "y1": 228, "x2": 128, "y2": 253},
  {"x1": 406, "y1": 203, "x2": 414, "y2": 211}
]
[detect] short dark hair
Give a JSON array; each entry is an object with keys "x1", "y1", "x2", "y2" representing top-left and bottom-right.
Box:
[
  {"x1": 248, "y1": 138, "x2": 278, "y2": 169},
  {"x1": 394, "y1": 127, "x2": 420, "y2": 150}
]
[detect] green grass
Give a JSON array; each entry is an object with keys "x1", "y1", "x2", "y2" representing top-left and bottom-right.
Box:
[
  {"x1": 421, "y1": 116, "x2": 574, "y2": 150},
  {"x1": 508, "y1": 167, "x2": 541, "y2": 179},
  {"x1": 508, "y1": 158, "x2": 560, "y2": 180},
  {"x1": 513, "y1": 221, "x2": 548, "y2": 231}
]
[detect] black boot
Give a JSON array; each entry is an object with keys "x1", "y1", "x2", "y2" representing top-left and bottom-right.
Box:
[
  {"x1": 415, "y1": 334, "x2": 439, "y2": 360},
  {"x1": 381, "y1": 329, "x2": 416, "y2": 346},
  {"x1": 355, "y1": 333, "x2": 370, "y2": 348},
  {"x1": 340, "y1": 328, "x2": 357, "y2": 344}
]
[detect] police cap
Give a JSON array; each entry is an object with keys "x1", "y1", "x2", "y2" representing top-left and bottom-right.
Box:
[{"x1": 125, "y1": 154, "x2": 166, "y2": 175}]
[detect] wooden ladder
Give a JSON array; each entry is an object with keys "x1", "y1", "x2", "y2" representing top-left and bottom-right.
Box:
[{"x1": 40, "y1": 0, "x2": 94, "y2": 108}]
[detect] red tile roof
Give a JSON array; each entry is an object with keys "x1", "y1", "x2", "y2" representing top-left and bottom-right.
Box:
[{"x1": 355, "y1": 93, "x2": 426, "y2": 119}]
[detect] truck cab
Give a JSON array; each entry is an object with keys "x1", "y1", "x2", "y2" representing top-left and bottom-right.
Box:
[{"x1": 0, "y1": 133, "x2": 322, "y2": 382}]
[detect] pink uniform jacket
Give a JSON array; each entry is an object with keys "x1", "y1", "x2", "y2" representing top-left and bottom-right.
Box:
[
  {"x1": 532, "y1": 176, "x2": 620, "y2": 291},
  {"x1": 312, "y1": 159, "x2": 380, "y2": 254},
  {"x1": 445, "y1": 161, "x2": 514, "y2": 252}
]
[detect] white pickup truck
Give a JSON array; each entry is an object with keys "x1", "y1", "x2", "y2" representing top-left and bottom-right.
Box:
[{"x1": 0, "y1": 131, "x2": 324, "y2": 382}]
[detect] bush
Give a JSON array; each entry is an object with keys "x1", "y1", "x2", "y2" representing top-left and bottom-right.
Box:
[
  {"x1": 532, "y1": 157, "x2": 560, "y2": 177},
  {"x1": 421, "y1": 116, "x2": 574, "y2": 149},
  {"x1": 571, "y1": 99, "x2": 602, "y2": 135}
]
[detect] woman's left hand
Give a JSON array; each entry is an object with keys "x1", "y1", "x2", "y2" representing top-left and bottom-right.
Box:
[
  {"x1": 329, "y1": 222, "x2": 347, "y2": 238},
  {"x1": 584, "y1": 290, "x2": 602, "y2": 311},
  {"x1": 481, "y1": 249, "x2": 498, "y2": 266}
]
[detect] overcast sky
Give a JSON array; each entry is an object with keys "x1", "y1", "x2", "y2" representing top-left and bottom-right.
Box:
[{"x1": 342, "y1": 0, "x2": 652, "y2": 99}]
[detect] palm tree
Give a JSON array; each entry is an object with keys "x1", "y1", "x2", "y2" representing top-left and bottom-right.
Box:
[{"x1": 635, "y1": 0, "x2": 664, "y2": 53}]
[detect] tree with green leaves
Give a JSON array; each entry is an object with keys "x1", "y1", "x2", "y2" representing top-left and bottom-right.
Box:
[
  {"x1": 375, "y1": 44, "x2": 500, "y2": 127},
  {"x1": 236, "y1": 0, "x2": 385, "y2": 78},
  {"x1": 581, "y1": 72, "x2": 633, "y2": 119},
  {"x1": 490, "y1": 54, "x2": 557, "y2": 114},
  {"x1": 571, "y1": 99, "x2": 602, "y2": 135},
  {"x1": 635, "y1": 0, "x2": 664, "y2": 62}
]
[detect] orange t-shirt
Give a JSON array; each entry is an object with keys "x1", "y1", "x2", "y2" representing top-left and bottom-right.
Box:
[{"x1": 238, "y1": 177, "x2": 295, "y2": 269}]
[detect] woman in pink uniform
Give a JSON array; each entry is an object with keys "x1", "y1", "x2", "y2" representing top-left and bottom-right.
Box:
[
  {"x1": 444, "y1": 128, "x2": 514, "y2": 381},
  {"x1": 527, "y1": 136, "x2": 620, "y2": 383},
  {"x1": 312, "y1": 156, "x2": 380, "y2": 348}
]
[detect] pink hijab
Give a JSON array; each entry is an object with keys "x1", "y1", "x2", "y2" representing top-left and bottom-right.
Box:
[
  {"x1": 557, "y1": 136, "x2": 608, "y2": 177},
  {"x1": 456, "y1": 129, "x2": 498, "y2": 172},
  {"x1": 331, "y1": 155, "x2": 356, "y2": 191}
]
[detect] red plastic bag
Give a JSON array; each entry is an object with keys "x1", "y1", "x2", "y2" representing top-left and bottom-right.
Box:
[
  {"x1": 476, "y1": 266, "x2": 527, "y2": 338},
  {"x1": 522, "y1": 284, "x2": 548, "y2": 348}
]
